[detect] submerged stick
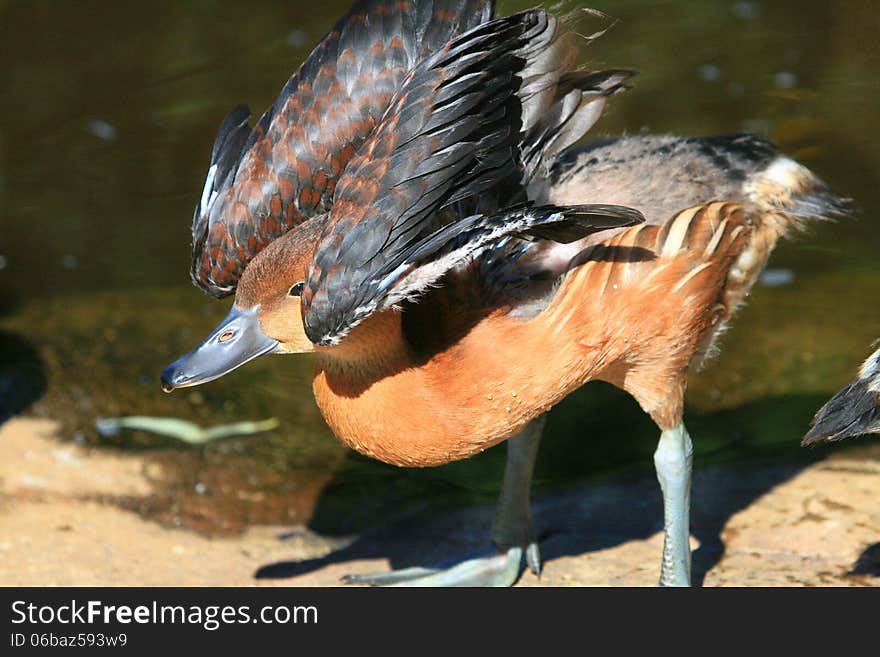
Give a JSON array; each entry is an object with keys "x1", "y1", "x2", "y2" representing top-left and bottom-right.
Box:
[{"x1": 94, "y1": 416, "x2": 279, "y2": 444}]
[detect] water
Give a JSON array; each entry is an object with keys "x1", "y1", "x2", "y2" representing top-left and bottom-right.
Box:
[{"x1": 1, "y1": 0, "x2": 878, "y2": 536}]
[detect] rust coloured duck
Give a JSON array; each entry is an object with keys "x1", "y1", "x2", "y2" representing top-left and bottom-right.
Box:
[{"x1": 163, "y1": 3, "x2": 850, "y2": 586}]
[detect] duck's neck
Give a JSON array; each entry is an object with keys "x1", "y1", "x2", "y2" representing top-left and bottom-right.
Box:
[
  {"x1": 314, "y1": 312, "x2": 413, "y2": 384},
  {"x1": 310, "y1": 292, "x2": 610, "y2": 467}
]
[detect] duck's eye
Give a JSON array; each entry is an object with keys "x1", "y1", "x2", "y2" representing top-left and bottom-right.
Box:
[{"x1": 289, "y1": 282, "x2": 305, "y2": 297}]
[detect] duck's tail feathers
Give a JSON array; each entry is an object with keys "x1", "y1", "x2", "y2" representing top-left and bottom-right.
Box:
[
  {"x1": 682, "y1": 155, "x2": 851, "y2": 369},
  {"x1": 802, "y1": 348, "x2": 880, "y2": 445},
  {"x1": 745, "y1": 154, "x2": 854, "y2": 237}
]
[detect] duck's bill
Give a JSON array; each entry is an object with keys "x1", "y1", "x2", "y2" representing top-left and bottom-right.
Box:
[
  {"x1": 160, "y1": 306, "x2": 278, "y2": 392},
  {"x1": 802, "y1": 377, "x2": 880, "y2": 445}
]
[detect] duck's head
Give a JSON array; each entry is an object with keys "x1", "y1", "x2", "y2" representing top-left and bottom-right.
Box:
[{"x1": 161, "y1": 220, "x2": 323, "y2": 392}]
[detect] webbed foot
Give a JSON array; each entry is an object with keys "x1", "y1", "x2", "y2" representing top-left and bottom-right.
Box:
[{"x1": 341, "y1": 542, "x2": 541, "y2": 587}]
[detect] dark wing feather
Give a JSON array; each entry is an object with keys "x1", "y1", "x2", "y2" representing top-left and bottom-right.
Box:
[
  {"x1": 311, "y1": 204, "x2": 643, "y2": 344},
  {"x1": 802, "y1": 375, "x2": 880, "y2": 444},
  {"x1": 803, "y1": 348, "x2": 880, "y2": 445},
  {"x1": 191, "y1": 105, "x2": 251, "y2": 256},
  {"x1": 519, "y1": 68, "x2": 634, "y2": 184},
  {"x1": 190, "y1": 0, "x2": 495, "y2": 298},
  {"x1": 300, "y1": 10, "x2": 607, "y2": 345},
  {"x1": 399, "y1": 205, "x2": 644, "y2": 270}
]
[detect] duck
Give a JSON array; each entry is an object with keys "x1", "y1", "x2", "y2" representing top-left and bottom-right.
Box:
[
  {"x1": 174, "y1": 0, "x2": 634, "y2": 586},
  {"x1": 162, "y1": 3, "x2": 851, "y2": 587},
  {"x1": 803, "y1": 346, "x2": 880, "y2": 444}
]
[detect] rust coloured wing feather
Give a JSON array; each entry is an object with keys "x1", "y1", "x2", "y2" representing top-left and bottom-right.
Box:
[{"x1": 191, "y1": 0, "x2": 496, "y2": 298}]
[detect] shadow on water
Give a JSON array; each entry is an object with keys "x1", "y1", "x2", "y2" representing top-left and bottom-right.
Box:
[{"x1": 255, "y1": 389, "x2": 840, "y2": 584}]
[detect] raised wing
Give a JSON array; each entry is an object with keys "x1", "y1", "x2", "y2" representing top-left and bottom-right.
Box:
[
  {"x1": 379, "y1": 204, "x2": 644, "y2": 302},
  {"x1": 308, "y1": 203, "x2": 644, "y2": 345},
  {"x1": 191, "y1": 0, "x2": 495, "y2": 298},
  {"x1": 300, "y1": 10, "x2": 639, "y2": 345}
]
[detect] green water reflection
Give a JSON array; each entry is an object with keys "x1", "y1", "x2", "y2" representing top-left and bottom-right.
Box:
[{"x1": 1, "y1": 0, "x2": 878, "y2": 535}]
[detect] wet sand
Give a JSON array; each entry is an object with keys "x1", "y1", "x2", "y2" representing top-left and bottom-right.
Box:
[{"x1": 2, "y1": 417, "x2": 877, "y2": 587}]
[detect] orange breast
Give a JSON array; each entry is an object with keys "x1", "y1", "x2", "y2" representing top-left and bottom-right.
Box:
[{"x1": 309, "y1": 201, "x2": 769, "y2": 466}]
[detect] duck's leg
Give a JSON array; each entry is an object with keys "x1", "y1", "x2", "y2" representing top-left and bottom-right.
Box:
[
  {"x1": 490, "y1": 414, "x2": 544, "y2": 576},
  {"x1": 342, "y1": 416, "x2": 545, "y2": 587},
  {"x1": 653, "y1": 422, "x2": 693, "y2": 587}
]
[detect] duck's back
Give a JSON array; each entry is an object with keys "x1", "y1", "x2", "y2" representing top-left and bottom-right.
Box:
[
  {"x1": 546, "y1": 134, "x2": 777, "y2": 226},
  {"x1": 443, "y1": 133, "x2": 848, "y2": 322}
]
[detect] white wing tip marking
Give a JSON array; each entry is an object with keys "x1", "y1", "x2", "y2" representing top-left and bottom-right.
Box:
[{"x1": 200, "y1": 164, "x2": 219, "y2": 216}]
